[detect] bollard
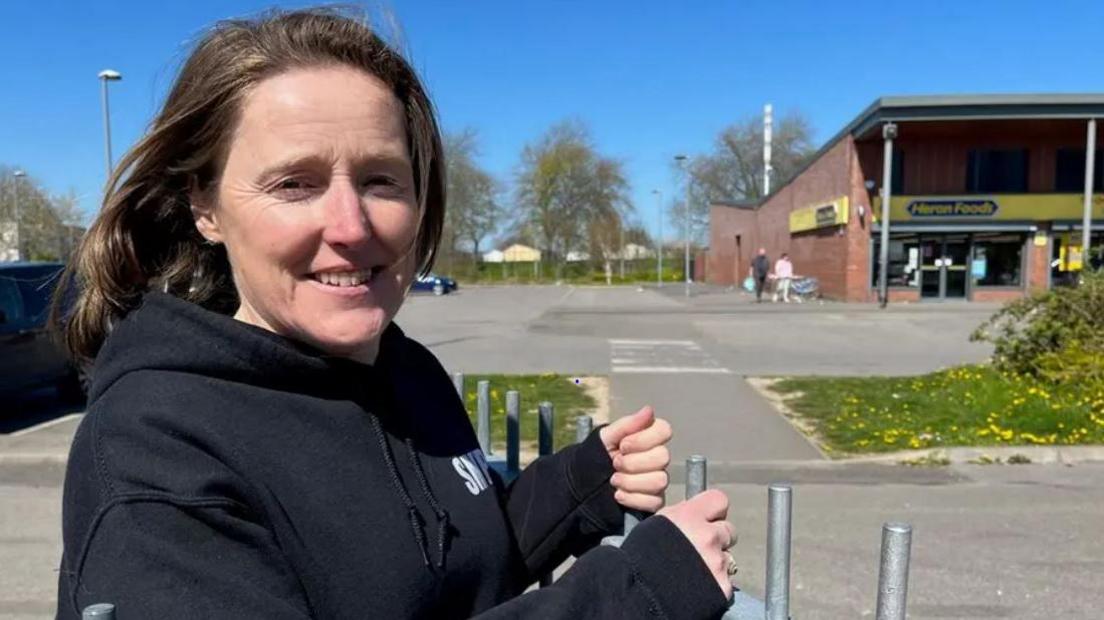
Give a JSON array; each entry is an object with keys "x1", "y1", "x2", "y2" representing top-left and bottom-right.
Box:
[
  {"x1": 686, "y1": 455, "x2": 707, "y2": 500},
  {"x1": 538, "y1": 402, "x2": 554, "y2": 457},
  {"x1": 82, "y1": 604, "x2": 115, "y2": 619},
  {"x1": 575, "y1": 414, "x2": 593, "y2": 444},
  {"x1": 506, "y1": 391, "x2": 521, "y2": 476},
  {"x1": 537, "y1": 401, "x2": 555, "y2": 587},
  {"x1": 875, "y1": 523, "x2": 912, "y2": 620},
  {"x1": 766, "y1": 484, "x2": 792, "y2": 620},
  {"x1": 452, "y1": 372, "x2": 464, "y2": 399},
  {"x1": 477, "y1": 380, "x2": 491, "y2": 455}
]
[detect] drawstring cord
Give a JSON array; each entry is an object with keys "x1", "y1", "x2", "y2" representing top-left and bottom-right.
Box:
[
  {"x1": 405, "y1": 437, "x2": 452, "y2": 570},
  {"x1": 367, "y1": 413, "x2": 433, "y2": 568}
]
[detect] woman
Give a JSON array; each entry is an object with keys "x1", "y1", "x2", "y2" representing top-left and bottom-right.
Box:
[{"x1": 54, "y1": 8, "x2": 736, "y2": 619}]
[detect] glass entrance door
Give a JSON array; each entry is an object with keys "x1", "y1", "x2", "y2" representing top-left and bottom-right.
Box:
[
  {"x1": 942, "y1": 236, "x2": 969, "y2": 298},
  {"x1": 920, "y1": 235, "x2": 970, "y2": 300}
]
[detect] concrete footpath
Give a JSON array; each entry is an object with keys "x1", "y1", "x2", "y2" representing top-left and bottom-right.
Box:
[{"x1": 610, "y1": 373, "x2": 823, "y2": 465}]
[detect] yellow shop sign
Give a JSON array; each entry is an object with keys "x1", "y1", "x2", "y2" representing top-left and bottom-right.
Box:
[
  {"x1": 874, "y1": 194, "x2": 1104, "y2": 221},
  {"x1": 790, "y1": 196, "x2": 849, "y2": 233}
]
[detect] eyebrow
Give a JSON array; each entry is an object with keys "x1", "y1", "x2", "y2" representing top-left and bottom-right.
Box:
[{"x1": 255, "y1": 152, "x2": 412, "y2": 183}]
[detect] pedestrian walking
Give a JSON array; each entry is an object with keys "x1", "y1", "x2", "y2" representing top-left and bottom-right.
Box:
[
  {"x1": 772, "y1": 253, "x2": 794, "y2": 303},
  {"x1": 50, "y1": 8, "x2": 737, "y2": 619},
  {"x1": 750, "y1": 247, "x2": 771, "y2": 302}
]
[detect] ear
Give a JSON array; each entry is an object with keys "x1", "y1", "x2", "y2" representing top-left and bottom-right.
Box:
[{"x1": 189, "y1": 181, "x2": 223, "y2": 244}]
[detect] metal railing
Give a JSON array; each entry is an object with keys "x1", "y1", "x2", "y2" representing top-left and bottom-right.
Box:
[{"x1": 82, "y1": 373, "x2": 914, "y2": 620}]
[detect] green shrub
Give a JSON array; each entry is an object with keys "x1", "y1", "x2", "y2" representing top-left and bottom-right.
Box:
[{"x1": 971, "y1": 268, "x2": 1104, "y2": 386}]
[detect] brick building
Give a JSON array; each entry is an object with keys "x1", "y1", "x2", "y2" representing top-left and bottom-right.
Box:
[{"x1": 706, "y1": 95, "x2": 1104, "y2": 302}]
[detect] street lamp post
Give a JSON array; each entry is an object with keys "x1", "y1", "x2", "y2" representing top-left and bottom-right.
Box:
[
  {"x1": 619, "y1": 216, "x2": 625, "y2": 280},
  {"x1": 674, "y1": 154, "x2": 690, "y2": 298},
  {"x1": 98, "y1": 69, "x2": 122, "y2": 181},
  {"x1": 652, "y1": 189, "x2": 663, "y2": 287},
  {"x1": 12, "y1": 170, "x2": 25, "y2": 261}
]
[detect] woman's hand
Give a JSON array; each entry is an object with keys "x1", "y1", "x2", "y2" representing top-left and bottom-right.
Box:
[
  {"x1": 658, "y1": 490, "x2": 736, "y2": 599},
  {"x1": 599, "y1": 406, "x2": 672, "y2": 513}
]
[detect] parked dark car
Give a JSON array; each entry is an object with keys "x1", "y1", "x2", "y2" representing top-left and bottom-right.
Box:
[
  {"x1": 0, "y1": 262, "x2": 83, "y2": 402},
  {"x1": 411, "y1": 273, "x2": 457, "y2": 295}
]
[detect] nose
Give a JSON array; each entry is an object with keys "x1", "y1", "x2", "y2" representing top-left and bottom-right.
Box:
[{"x1": 321, "y1": 178, "x2": 371, "y2": 248}]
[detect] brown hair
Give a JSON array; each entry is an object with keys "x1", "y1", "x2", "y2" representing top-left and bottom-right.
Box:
[{"x1": 53, "y1": 7, "x2": 445, "y2": 367}]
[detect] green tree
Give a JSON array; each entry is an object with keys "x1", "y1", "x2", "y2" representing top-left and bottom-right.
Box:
[
  {"x1": 445, "y1": 129, "x2": 502, "y2": 267},
  {"x1": 515, "y1": 120, "x2": 631, "y2": 277},
  {"x1": 671, "y1": 110, "x2": 815, "y2": 244}
]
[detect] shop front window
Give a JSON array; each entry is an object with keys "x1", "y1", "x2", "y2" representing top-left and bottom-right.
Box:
[
  {"x1": 871, "y1": 234, "x2": 921, "y2": 288},
  {"x1": 1052, "y1": 231, "x2": 1103, "y2": 287},
  {"x1": 971, "y1": 234, "x2": 1024, "y2": 287}
]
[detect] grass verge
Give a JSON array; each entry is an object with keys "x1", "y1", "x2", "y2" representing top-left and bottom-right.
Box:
[
  {"x1": 459, "y1": 373, "x2": 598, "y2": 456},
  {"x1": 771, "y1": 365, "x2": 1104, "y2": 456}
]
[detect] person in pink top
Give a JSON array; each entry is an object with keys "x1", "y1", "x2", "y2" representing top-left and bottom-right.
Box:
[{"x1": 772, "y1": 253, "x2": 795, "y2": 303}]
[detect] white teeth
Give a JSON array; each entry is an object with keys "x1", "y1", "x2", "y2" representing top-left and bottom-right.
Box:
[{"x1": 313, "y1": 269, "x2": 372, "y2": 287}]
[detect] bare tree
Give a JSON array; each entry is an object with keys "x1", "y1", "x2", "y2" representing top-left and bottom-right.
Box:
[
  {"x1": 0, "y1": 167, "x2": 85, "y2": 261},
  {"x1": 445, "y1": 129, "x2": 501, "y2": 265},
  {"x1": 670, "y1": 110, "x2": 815, "y2": 244},
  {"x1": 515, "y1": 120, "x2": 631, "y2": 276}
]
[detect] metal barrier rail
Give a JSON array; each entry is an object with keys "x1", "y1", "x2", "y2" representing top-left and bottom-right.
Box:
[{"x1": 82, "y1": 374, "x2": 914, "y2": 619}]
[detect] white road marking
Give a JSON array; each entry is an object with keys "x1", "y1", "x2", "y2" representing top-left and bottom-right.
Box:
[
  {"x1": 612, "y1": 366, "x2": 732, "y2": 374},
  {"x1": 608, "y1": 339, "x2": 696, "y2": 346},
  {"x1": 608, "y1": 339, "x2": 730, "y2": 374}
]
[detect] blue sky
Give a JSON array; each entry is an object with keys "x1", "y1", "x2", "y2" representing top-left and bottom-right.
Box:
[{"x1": 3, "y1": 0, "x2": 1104, "y2": 244}]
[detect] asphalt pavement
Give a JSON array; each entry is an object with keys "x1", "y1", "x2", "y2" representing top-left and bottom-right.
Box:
[{"x1": 4, "y1": 284, "x2": 1098, "y2": 619}]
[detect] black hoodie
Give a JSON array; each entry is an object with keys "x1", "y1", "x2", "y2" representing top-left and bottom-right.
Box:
[{"x1": 56, "y1": 292, "x2": 728, "y2": 619}]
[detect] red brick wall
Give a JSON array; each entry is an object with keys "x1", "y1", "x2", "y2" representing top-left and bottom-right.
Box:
[
  {"x1": 1026, "y1": 229, "x2": 1051, "y2": 294},
  {"x1": 706, "y1": 205, "x2": 758, "y2": 285},
  {"x1": 888, "y1": 289, "x2": 921, "y2": 303},
  {"x1": 972, "y1": 289, "x2": 1028, "y2": 303},
  {"x1": 707, "y1": 137, "x2": 869, "y2": 300}
]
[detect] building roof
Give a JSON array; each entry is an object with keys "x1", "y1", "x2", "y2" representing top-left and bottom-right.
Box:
[
  {"x1": 737, "y1": 93, "x2": 1104, "y2": 210},
  {"x1": 849, "y1": 93, "x2": 1104, "y2": 140}
]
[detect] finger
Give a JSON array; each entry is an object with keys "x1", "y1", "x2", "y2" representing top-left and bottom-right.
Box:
[
  {"x1": 686, "y1": 489, "x2": 729, "y2": 521},
  {"x1": 618, "y1": 418, "x2": 673, "y2": 455},
  {"x1": 599, "y1": 406, "x2": 655, "y2": 451},
  {"x1": 721, "y1": 521, "x2": 738, "y2": 549},
  {"x1": 714, "y1": 521, "x2": 737, "y2": 549},
  {"x1": 610, "y1": 471, "x2": 668, "y2": 495},
  {"x1": 613, "y1": 489, "x2": 665, "y2": 513},
  {"x1": 613, "y1": 446, "x2": 670, "y2": 474}
]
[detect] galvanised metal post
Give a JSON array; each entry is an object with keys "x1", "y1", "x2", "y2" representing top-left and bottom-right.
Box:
[
  {"x1": 686, "y1": 455, "x2": 707, "y2": 499},
  {"x1": 653, "y1": 189, "x2": 663, "y2": 287},
  {"x1": 575, "y1": 414, "x2": 593, "y2": 444},
  {"x1": 538, "y1": 401, "x2": 554, "y2": 457},
  {"x1": 82, "y1": 603, "x2": 115, "y2": 619},
  {"x1": 765, "y1": 484, "x2": 793, "y2": 620},
  {"x1": 878, "y1": 122, "x2": 897, "y2": 309},
  {"x1": 1081, "y1": 118, "x2": 1097, "y2": 281},
  {"x1": 11, "y1": 170, "x2": 24, "y2": 260},
  {"x1": 452, "y1": 372, "x2": 464, "y2": 399},
  {"x1": 476, "y1": 380, "x2": 491, "y2": 455},
  {"x1": 875, "y1": 523, "x2": 912, "y2": 620},
  {"x1": 506, "y1": 390, "x2": 520, "y2": 475}
]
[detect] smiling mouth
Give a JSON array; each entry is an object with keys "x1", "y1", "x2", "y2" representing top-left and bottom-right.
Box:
[{"x1": 309, "y1": 266, "x2": 386, "y2": 288}]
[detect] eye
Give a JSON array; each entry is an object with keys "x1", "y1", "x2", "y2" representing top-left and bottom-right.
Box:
[
  {"x1": 360, "y1": 175, "x2": 405, "y2": 197},
  {"x1": 270, "y1": 177, "x2": 316, "y2": 201}
]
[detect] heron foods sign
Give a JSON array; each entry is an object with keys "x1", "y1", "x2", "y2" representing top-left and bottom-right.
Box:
[
  {"x1": 907, "y1": 199, "x2": 998, "y2": 217},
  {"x1": 876, "y1": 194, "x2": 1104, "y2": 221},
  {"x1": 789, "y1": 197, "x2": 849, "y2": 233}
]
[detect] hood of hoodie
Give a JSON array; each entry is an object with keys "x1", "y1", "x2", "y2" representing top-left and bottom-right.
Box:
[
  {"x1": 88, "y1": 291, "x2": 402, "y2": 405},
  {"x1": 84, "y1": 293, "x2": 472, "y2": 587}
]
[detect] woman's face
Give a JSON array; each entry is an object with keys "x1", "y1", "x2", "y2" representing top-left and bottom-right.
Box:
[{"x1": 193, "y1": 66, "x2": 419, "y2": 362}]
